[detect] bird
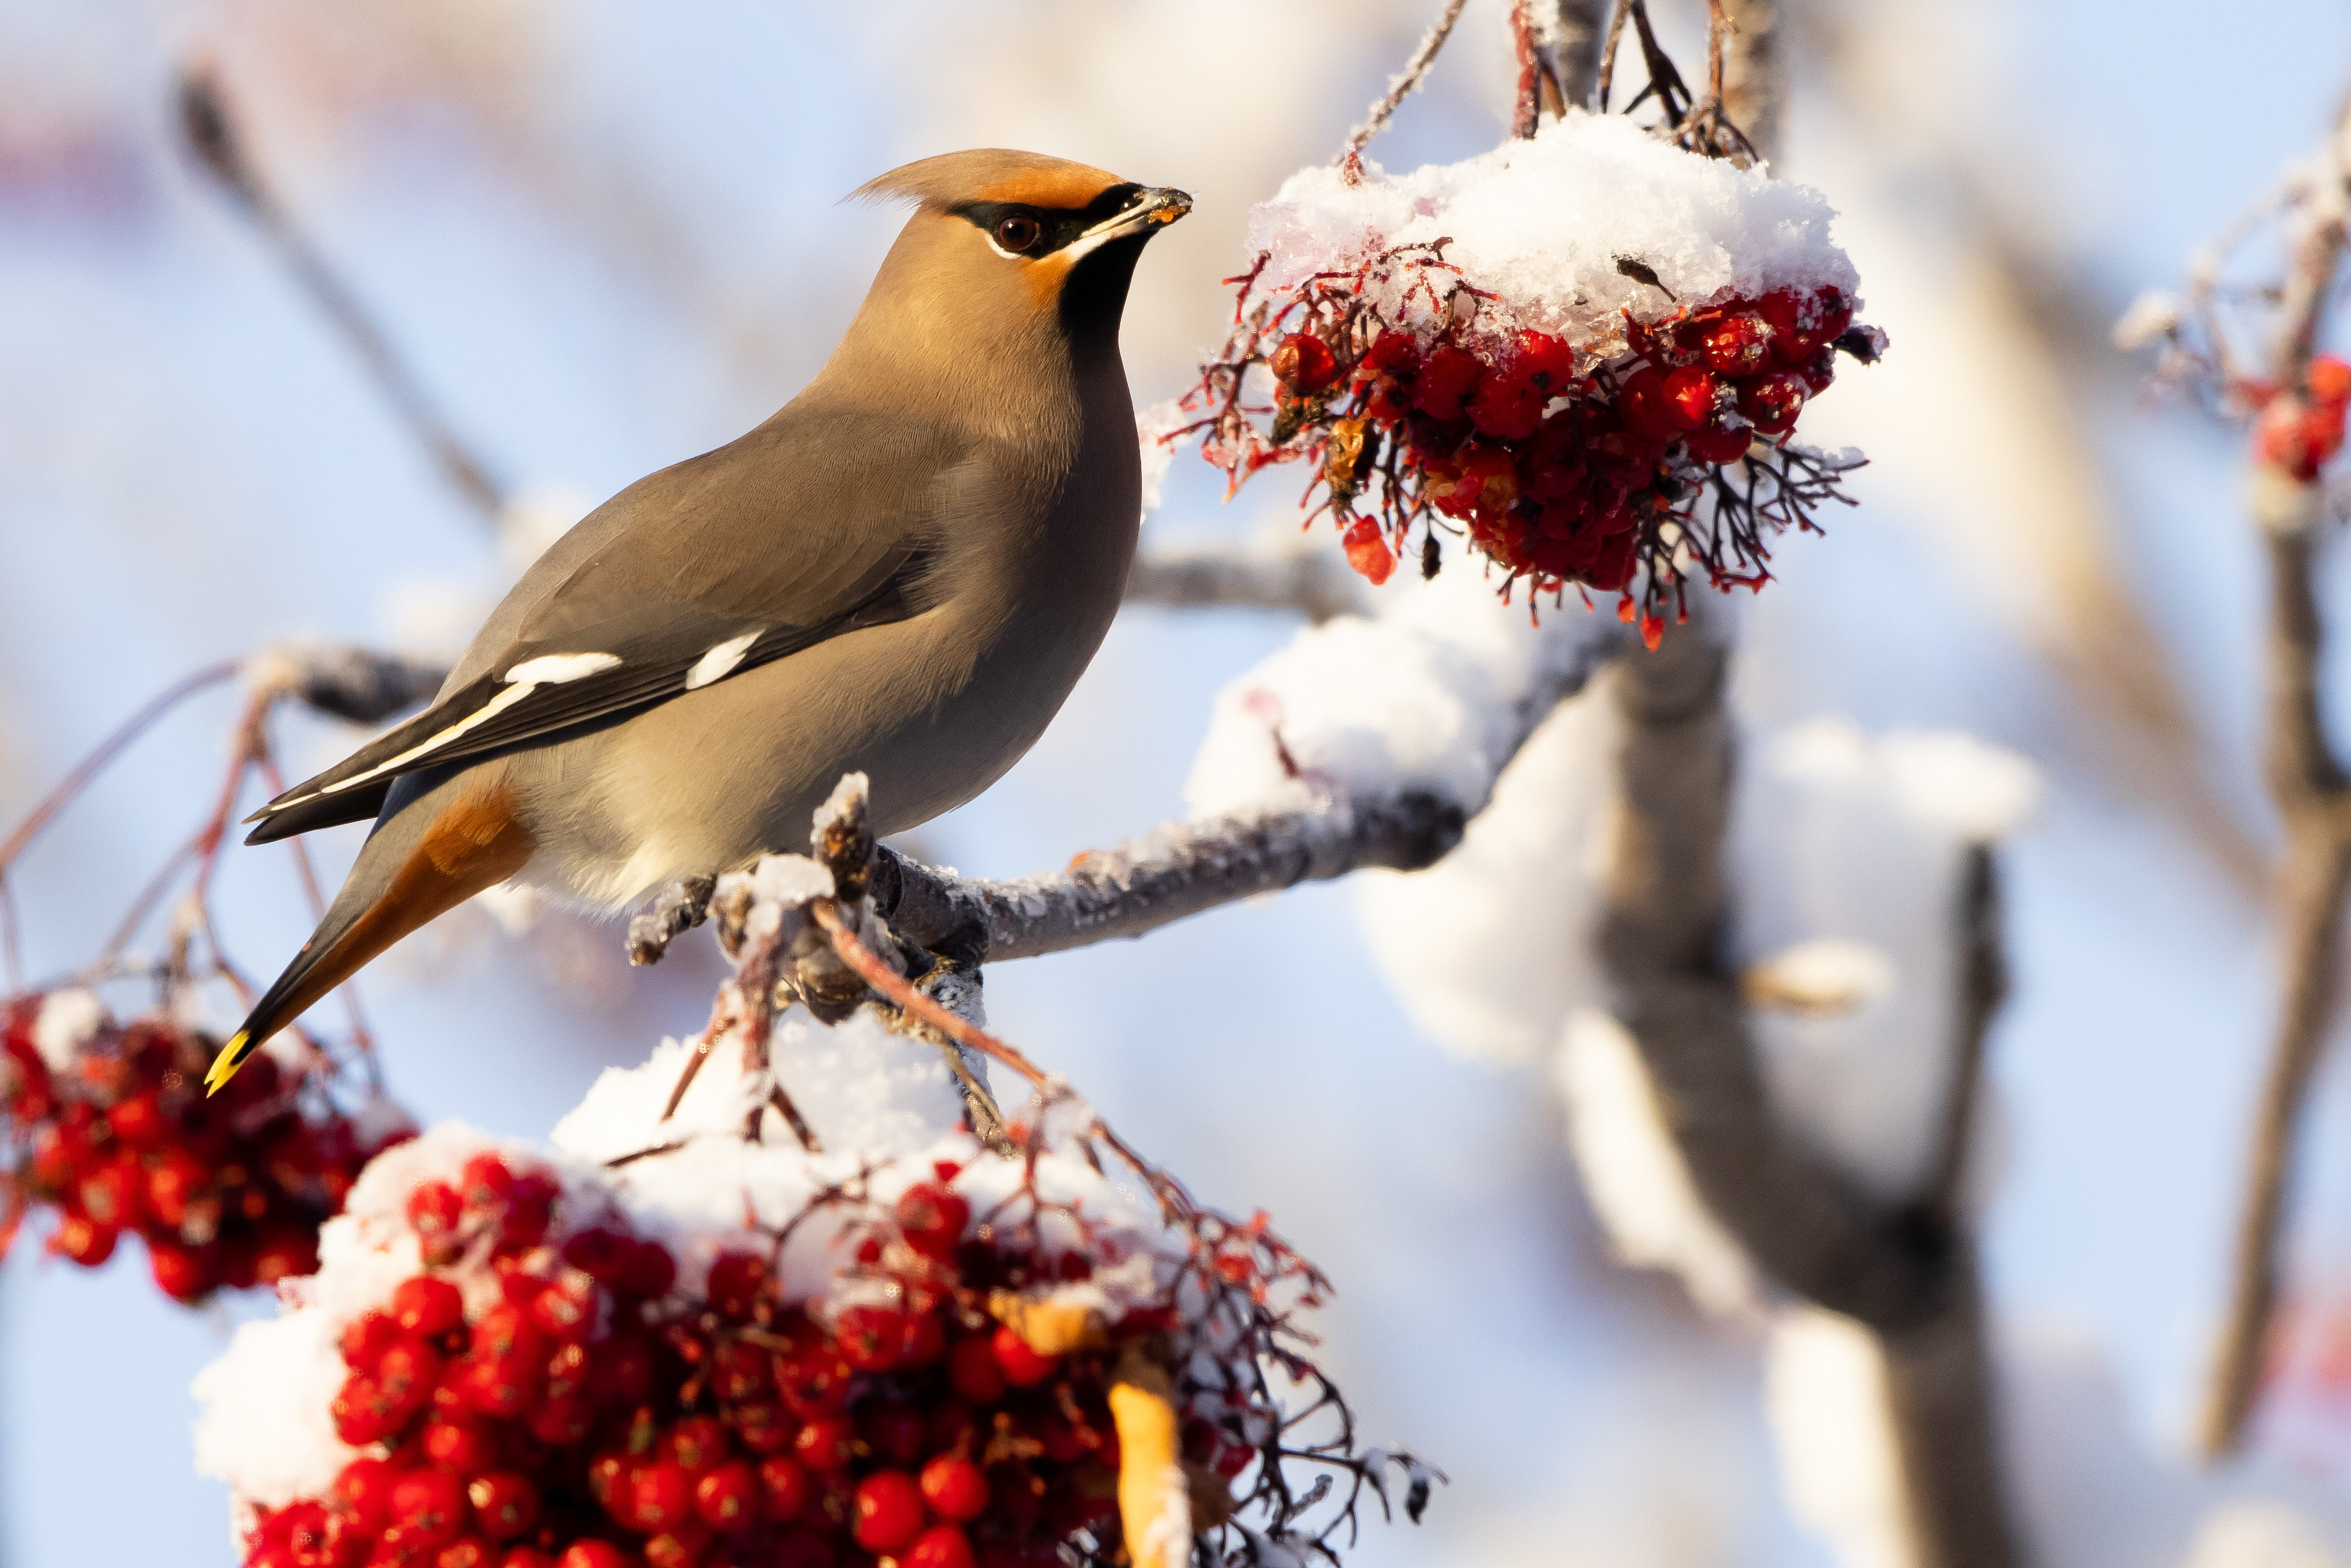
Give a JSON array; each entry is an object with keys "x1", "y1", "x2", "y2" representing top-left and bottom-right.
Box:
[{"x1": 204, "y1": 149, "x2": 1191, "y2": 1094}]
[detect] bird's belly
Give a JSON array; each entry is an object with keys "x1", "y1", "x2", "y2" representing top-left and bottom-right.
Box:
[{"x1": 511, "y1": 596, "x2": 1105, "y2": 909}]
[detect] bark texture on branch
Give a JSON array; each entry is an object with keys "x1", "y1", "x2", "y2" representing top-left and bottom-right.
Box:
[{"x1": 2197, "y1": 96, "x2": 2351, "y2": 1462}]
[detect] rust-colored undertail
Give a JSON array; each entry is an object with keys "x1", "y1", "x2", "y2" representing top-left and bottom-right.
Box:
[{"x1": 204, "y1": 780, "x2": 535, "y2": 1094}]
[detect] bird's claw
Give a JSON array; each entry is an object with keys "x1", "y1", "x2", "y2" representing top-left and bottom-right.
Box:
[{"x1": 627, "y1": 874, "x2": 717, "y2": 965}]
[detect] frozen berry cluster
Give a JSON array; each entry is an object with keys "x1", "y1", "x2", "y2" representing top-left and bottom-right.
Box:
[
  {"x1": 2252, "y1": 354, "x2": 2351, "y2": 483},
  {"x1": 0, "y1": 994, "x2": 403, "y2": 1301},
  {"x1": 1180, "y1": 246, "x2": 1880, "y2": 642},
  {"x1": 241, "y1": 1149, "x2": 1261, "y2": 1568}
]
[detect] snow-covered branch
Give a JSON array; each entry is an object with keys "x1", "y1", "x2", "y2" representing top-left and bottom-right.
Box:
[{"x1": 1123, "y1": 536, "x2": 1369, "y2": 624}]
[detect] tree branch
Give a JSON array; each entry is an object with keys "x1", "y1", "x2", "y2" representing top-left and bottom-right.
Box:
[
  {"x1": 1123, "y1": 538, "x2": 1369, "y2": 623},
  {"x1": 176, "y1": 70, "x2": 506, "y2": 523},
  {"x1": 2198, "y1": 91, "x2": 2351, "y2": 1462}
]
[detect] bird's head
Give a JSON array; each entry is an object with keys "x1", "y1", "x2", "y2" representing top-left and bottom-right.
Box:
[{"x1": 837, "y1": 150, "x2": 1191, "y2": 384}]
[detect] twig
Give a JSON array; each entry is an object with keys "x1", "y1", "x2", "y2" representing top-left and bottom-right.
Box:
[
  {"x1": 1338, "y1": 0, "x2": 1473, "y2": 182},
  {"x1": 2197, "y1": 88, "x2": 2351, "y2": 1462},
  {"x1": 176, "y1": 71, "x2": 505, "y2": 523},
  {"x1": 1924, "y1": 846, "x2": 2004, "y2": 1222},
  {"x1": 1511, "y1": 1, "x2": 1542, "y2": 139},
  {"x1": 1123, "y1": 537, "x2": 1369, "y2": 624},
  {"x1": 1595, "y1": 0, "x2": 1635, "y2": 112}
]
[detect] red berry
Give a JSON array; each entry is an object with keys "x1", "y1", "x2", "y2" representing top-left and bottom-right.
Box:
[
  {"x1": 390, "y1": 1469, "x2": 467, "y2": 1549},
  {"x1": 1659, "y1": 365, "x2": 1719, "y2": 431},
  {"x1": 423, "y1": 1416, "x2": 501, "y2": 1476},
  {"x1": 693, "y1": 1461, "x2": 759, "y2": 1529},
  {"x1": 859, "y1": 1400, "x2": 928, "y2": 1467},
  {"x1": 905, "y1": 1524, "x2": 976, "y2": 1568},
  {"x1": 501, "y1": 1552, "x2": 559, "y2": 1568},
  {"x1": 730, "y1": 1400, "x2": 793, "y2": 1454},
  {"x1": 107, "y1": 1090, "x2": 167, "y2": 1146},
  {"x1": 641, "y1": 1530, "x2": 707, "y2": 1568},
  {"x1": 893, "y1": 1183, "x2": 969, "y2": 1260},
  {"x1": 467, "y1": 1472, "x2": 539, "y2": 1540},
  {"x1": 1813, "y1": 286, "x2": 1854, "y2": 343},
  {"x1": 662, "y1": 1415, "x2": 729, "y2": 1473},
  {"x1": 919, "y1": 1456, "x2": 988, "y2": 1523},
  {"x1": 78, "y1": 1159, "x2": 140, "y2": 1228},
  {"x1": 529, "y1": 1275, "x2": 598, "y2": 1341},
  {"x1": 438, "y1": 1537, "x2": 495, "y2": 1568},
  {"x1": 255, "y1": 1226, "x2": 319, "y2": 1286},
  {"x1": 1360, "y1": 329, "x2": 1422, "y2": 380},
  {"x1": 1514, "y1": 330, "x2": 1577, "y2": 393},
  {"x1": 332, "y1": 1457, "x2": 398, "y2": 1530},
  {"x1": 991, "y1": 1324, "x2": 1059, "y2": 1387},
  {"x1": 2312, "y1": 354, "x2": 2351, "y2": 406},
  {"x1": 1412, "y1": 346, "x2": 1483, "y2": 421},
  {"x1": 377, "y1": 1337, "x2": 442, "y2": 1408},
  {"x1": 1685, "y1": 424, "x2": 1753, "y2": 465},
  {"x1": 589, "y1": 1333, "x2": 655, "y2": 1407},
  {"x1": 1341, "y1": 517, "x2": 1395, "y2": 585},
  {"x1": 1757, "y1": 289, "x2": 1807, "y2": 362},
  {"x1": 1737, "y1": 371, "x2": 1807, "y2": 434},
  {"x1": 711, "y1": 1340, "x2": 771, "y2": 1402},
  {"x1": 773, "y1": 1346, "x2": 854, "y2": 1418},
  {"x1": 52, "y1": 1213, "x2": 118, "y2": 1267},
  {"x1": 852, "y1": 1470, "x2": 926, "y2": 1553},
  {"x1": 149, "y1": 1241, "x2": 213, "y2": 1302},
  {"x1": 1468, "y1": 371, "x2": 1544, "y2": 441},
  {"x1": 704, "y1": 1251, "x2": 768, "y2": 1322},
  {"x1": 559, "y1": 1228, "x2": 631, "y2": 1283},
  {"x1": 458, "y1": 1155, "x2": 515, "y2": 1211},
  {"x1": 1699, "y1": 314, "x2": 1770, "y2": 376},
  {"x1": 628, "y1": 1460, "x2": 695, "y2": 1531},
  {"x1": 1269, "y1": 333, "x2": 1339, "y2": 393},
  {"x1": 616, "y1": 1241, "x2": 675, "y2": 1300},
  {"x1": 556, "y1": 1547, "x2": 631, "y2": 1568},
  {"x1": 1614, "y1": 367, "x2": 1683, "y2": 443},
  {"x1": 835, "y1": 1304, "x2": 913, "y2": 1372},
  {"x1": 524, "y1": 1394, "x2": 596, "y2": 1447},
  {"x1": 793, "y1": 1415, "x2": 855, "y2": 1472},
  {"x1": 407, "y1": 1181, "x2": 465, "y2": 1241},
  {"x1": 757, "y1": 1455, "x2": 811, "y2": 1520},
  {"x1": 946, "y1": 1336, "x2": 1004, "y2": 1403}
]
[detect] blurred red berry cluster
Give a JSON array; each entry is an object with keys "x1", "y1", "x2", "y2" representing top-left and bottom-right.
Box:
[
  {"x1": 0, "y1": 993, "x2": 406, "y2": 1301},
  {"x1": 244, "y1": 1149, "x2": 1284, "y2": 1568},
  {"x1": 2251, "y1": 354, "x2": 2351, "y2": 483},
  {"x1": 1177, "y1": 245, "x2": 1879, "y2": 642}
]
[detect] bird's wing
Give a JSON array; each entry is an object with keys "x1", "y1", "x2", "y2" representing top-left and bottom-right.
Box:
[{"x1": 246, "y1": 409, "x2": 968, "y2": 844}]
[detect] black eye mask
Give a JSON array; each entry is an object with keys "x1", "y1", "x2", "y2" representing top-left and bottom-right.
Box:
[{"x1": 954, "y1": 183, "x2": 1146, "y2": 256}]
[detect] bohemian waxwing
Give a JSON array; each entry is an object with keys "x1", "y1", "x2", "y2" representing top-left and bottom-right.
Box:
[{"x1": 204, "y1": 149, "x2": 1191, "y2": 1092}]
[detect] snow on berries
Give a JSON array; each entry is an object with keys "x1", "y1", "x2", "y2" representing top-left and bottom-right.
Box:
[
  {"x1": 196, "y1": 1026, "x2": 1425, "y2": 1567},
  {"x1": 0, "y1": 990, "x2": 411, "y2": 1301},
  {"x1": 1164, "y1": 112, "x2": 1880, "y2": 642}
]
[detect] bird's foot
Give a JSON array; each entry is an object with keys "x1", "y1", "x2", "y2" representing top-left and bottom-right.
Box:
[{"x1": 627, "y1": 874, "x2": 717, "y2": 965}]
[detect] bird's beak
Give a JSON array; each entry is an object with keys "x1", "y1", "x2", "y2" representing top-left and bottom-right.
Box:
[{"x1": 1080, "y1": 186, "x2": 1192, "y2": 245}]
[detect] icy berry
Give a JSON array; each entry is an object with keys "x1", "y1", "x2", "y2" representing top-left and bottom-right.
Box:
[
  {"x1": 467, "y1": 1473, "x2": 539, "y2": 1540},
  {"x1": 853, "y1": 1470, "x2": 926, "y2": 1553},
  {"x1": 757, "y1": 1455, "x2": 811, "y2": 1520},
  {"x1": 893, "y1": 1182, "x2": 969, "y2": 1261},
  {"x1": 1269, "y1": 333, "x2": 1339, "y2": 393},
  {"x1": 1360, "y1": 329, "x2": 1422, "y2": 380},
  {"x1": 1813, "y1": 286, "x2": 1854, "y2": 343},
  {"x1": 1660, "y1": 365, "x2": 1719, "y2": 431},
  {"x1": 1514, "y1": 330, "x2": 1578, "y2": 393},
  {"x1": 407, "y1": 1181, "x2": 465, "y2": 1242},
  {"x1": 1700, "y1": 314, "x2": 1770, "y2": 375},
  {"x1": 1737, "y1": 371, "x2": 1807, "y2": 434},
  {"x1": 1341, "y1": 517, "x2": 1396, "y2": 585},
  {"x1": 991, "y1": 1323, "x2": 1060, "y2": 1387},
  {"x1": 457, "y1": 1155, "x2": 515, "y2": 1211},
  {"x1": 1412, "y1": 346, "x2": 1483, "y2": 421},
  {"x1": 919, "y1": 1456, "x2": 988, "y2": 1523},
  {"x1": 694, "y1": 1461, "x2": 759, "y2": 1529}
]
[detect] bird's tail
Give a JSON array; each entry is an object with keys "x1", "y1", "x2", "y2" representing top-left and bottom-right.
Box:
[{"x1": 205, "y1": 769, "x2": 534, "y2": 1095}]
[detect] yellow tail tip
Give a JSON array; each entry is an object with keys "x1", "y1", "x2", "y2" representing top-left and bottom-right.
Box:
[{"x1": 203, "y1": 1033, "x2": 251, "y2": 1097}]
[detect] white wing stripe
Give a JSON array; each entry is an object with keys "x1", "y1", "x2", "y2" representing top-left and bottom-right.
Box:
[
  {"x1": 274, "y1": 679, "x2": 545, "y2": 807},
  {"x1": 684, "y1": 632, "x2": 760, "y2": 691},
  {"x1": 504, "y1": 652, "x2": 621, "y2": 684}
]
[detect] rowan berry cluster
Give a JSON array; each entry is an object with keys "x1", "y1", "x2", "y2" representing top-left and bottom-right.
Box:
[
  {"x1": 1177, "y1": 245, "x2": 1878, "y2": 642},
  {"x1": 0, "y1": 994, "x2": 402, "y2": 1301},
  {"x1": 240, "y1": 1146, "x2": 1278, "y2": 1568},
  {"x1": 2251, "y1": 354, "x2": 2351, "y2": 482}
]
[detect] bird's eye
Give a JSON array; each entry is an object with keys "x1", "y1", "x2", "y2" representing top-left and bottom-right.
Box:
[{"x1": 993, "y1": 215, "x2": 1043, "y2": 253}]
